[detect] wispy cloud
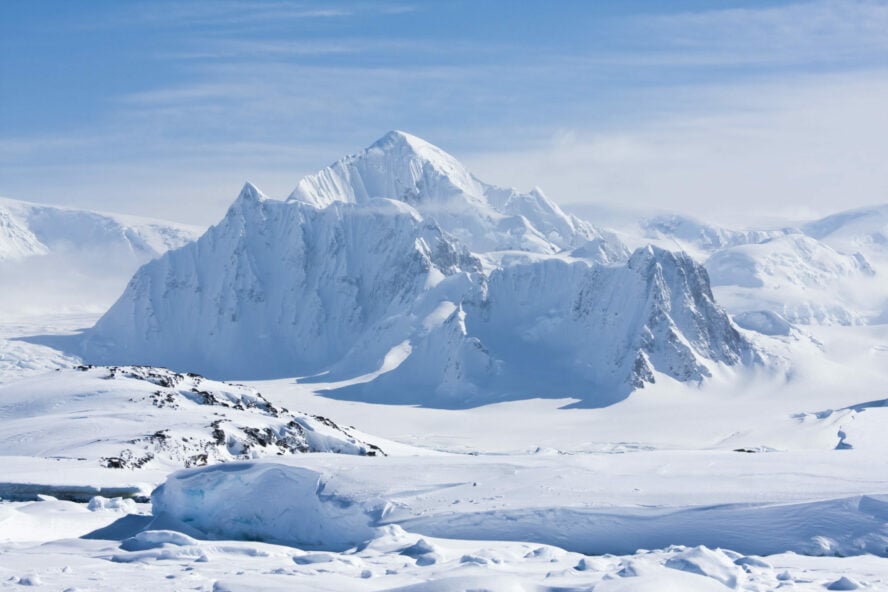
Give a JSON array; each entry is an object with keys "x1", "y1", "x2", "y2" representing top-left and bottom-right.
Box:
[
  {"x1": 466, "y1": 69, "x2": 888, "y2": 226},
  {"x1": 157, "y1": 37, "x2": 482, "y2": 62},
  {"x1": 631, "y1": 0, "x2": 888, "y2": 66},
  {"x1": 4, "y1": 1, "x2": 888, "y2": 227},
  {"x1": 80, "y1": 1, "x2": 415, "y2": 30}
]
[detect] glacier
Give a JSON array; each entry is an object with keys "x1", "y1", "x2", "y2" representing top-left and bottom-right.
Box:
[{"x1": 81, "y1": 131, "x2": 756, "y2": 407}]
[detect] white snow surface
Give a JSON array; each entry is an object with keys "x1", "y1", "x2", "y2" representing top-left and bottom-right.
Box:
[
  {"x1": 290, "y1": 131, "x2": 622, "y2": 256},
  {"x1": 0, "y1": 197, "x2": 200, "y2": 259},
  {"x1": 634, "y1": 210, "x2": 888, "y2": 327},
  {"x1": 0, "y1": 197, "x2": 201, "y2": 317},
  {"x1": 0, "y1": 364, "x2": 381, "y2": 476},
  {"x1": 707, "y1": 234, "x2": 878, "y2": 325},
  {"x1": 81, "y1": 133, "x2": 754, "y2": 406},
  {"x1": 3, "y1": 139, "x2": 888, "y2": 590},
  {"x1": 153, "y1": 453, "x2": 888, "y2": 556}
]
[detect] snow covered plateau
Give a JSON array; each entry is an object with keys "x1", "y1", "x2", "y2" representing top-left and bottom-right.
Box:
[{"x1": 2, "y1": 131, "x2": 888, "y2": 591}]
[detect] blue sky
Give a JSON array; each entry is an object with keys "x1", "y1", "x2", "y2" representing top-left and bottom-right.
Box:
[{"x1": 2, "y1": 1, "x2": 887, "y2": 225}]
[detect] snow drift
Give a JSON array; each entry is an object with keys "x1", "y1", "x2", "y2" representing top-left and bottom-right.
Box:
[{"x1": 152, "y1": 455, "x2": 888, "y2": 557}]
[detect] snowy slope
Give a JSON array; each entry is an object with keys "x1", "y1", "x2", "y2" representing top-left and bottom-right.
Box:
[
  {"x1": 0, "y1": 197, "x2": 200, "y2": 262},
  {"x1": 0, "y1": 365, "x2": 381, "y2": 474},
  {"x1": 707, "y1": 234, "x2": 878, "y2": 325},
  {"x1": 636, "y1": 209, "x2": 888, "y2": 327},
  {"x1": 802, "y1": 204, "x2": 888, "y2": 253},
  {"x1": 0, "y1": 206, "x2": 48, "y2": 261},
  {"x1": 0, "y1": 197, "x2": 202, "y2": 317},
  {"x1": 82, "y1": 133, "x2": 755, "y2": 406},
  {"x1": 640, "y1": 214, "x2": 789, "y2": 258},
  {"x1": 291, "y1": 131, "x2": 627, "y2": 259},
  {"x1": 800, "y1": 205, "x2": 888, "y2": 323}
]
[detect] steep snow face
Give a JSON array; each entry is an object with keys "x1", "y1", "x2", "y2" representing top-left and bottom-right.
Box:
[
  {"x1": 86, "y1": 183, "x2": 483, "y2": 380},
  {"x1": 0, "y1": 205, "x2": 48, "y2": 261},
  {"x1": 305, "y1": 247, "x2": 754, "y2": 407},
  {"x1": 84, "y1": 133, "x2": 754, "y2": 406},
  {"x1": 707, "y1": 234, "x2": 878, "y2": 325},
  {"x1": 461, "y1": 246, "x2": 754, "y2": 400},
  {"x1": 290, "y1": 131, "x2": 625, "y2": 258}
]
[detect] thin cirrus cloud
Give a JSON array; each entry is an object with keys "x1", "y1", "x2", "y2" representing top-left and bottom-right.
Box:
[
  {"x1": 635, "y1": 0, "x2": 888, "y2": 59},
  {"x1": 74, "y1": 1, "x2": 397, "y2": 30},
  {"x1": 1, "y1": 0, "x2": 886, "y2": 227},
  {"x1": 467, "y1": 69, "x2": 888, "y2": 227}
]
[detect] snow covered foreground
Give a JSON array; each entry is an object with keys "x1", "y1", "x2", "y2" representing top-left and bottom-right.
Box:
[
  {"x1": 3, "y1": 321, "x2": 888, "y2": 590},
  {"x1": 3, "y1": 438, "x2": 888, "y2": 590},
  {"x1": 0, "y1": 365, "x2": 381, "y2": 482},
  {"x1": 2, "y1": 499, "x2": 885, "y2": 592},
  {"x1": 152, "y1": 453, "x2": 888, "y2": 558},
  {"x1": 4, "y1": 133, "x2": 888, "y2": 589}
]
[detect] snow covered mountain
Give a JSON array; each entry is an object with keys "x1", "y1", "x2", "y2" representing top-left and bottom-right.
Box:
[
  {"x1": 640, "y1": 214, "x2": 790, "y2": 260},
  {"x1": 802, "y1": 204, "x2": 888, "y2": 254},
  {"x1": 637, "y1": 210, "x2": 888, "y2": 327},
  {"x1": 82, "y1": 132, "x2": 756, "y2": 406},
  {"x1": 0, "y1": 197, "x2": 199, "y2": 262},
  {"x1": 0, "y1": 198, "x2": 202, "y2": 316},
  {"x1": 0, "y1": 205, "x2": 48, "y2": 261},
  {"x1": 291, "y1": 131, "x2": 627, "y2": 260},
  {"x1": 707, "y1": 234, "x2": 878, "y2": 325}
]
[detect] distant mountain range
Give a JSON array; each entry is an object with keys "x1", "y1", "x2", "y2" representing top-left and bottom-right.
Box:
[
  {"x1": 639, "y1": 209, "x2": 888, "y2": 326},
  {"x1": 7, "y1": 132, "x2": 885, "y2": 406},
  {"x1": 0, "y1": 197, "x2": 201, "y2": 316}
]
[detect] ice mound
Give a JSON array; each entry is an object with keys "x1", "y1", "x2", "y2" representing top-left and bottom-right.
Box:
[
  {"x1": 150, "y1": 458, "x2": 888, "y2": 558},
  {"x1": 151, "y1": 462, "x2": 382, "y2": 551}
]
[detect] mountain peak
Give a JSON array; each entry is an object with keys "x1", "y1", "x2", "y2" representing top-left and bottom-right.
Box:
[
  {"x1": 237, "y1": 182, "x2": 266, "y2": 203},
  {"x1": 372, "y1": 129, "x2": 431, "y2": 150},
  {"x1": 283, "y1": 132, "x2": 623, "y2": 254},
  {"x1": 229, "y1": 182, "x2": 269, "y2": 216},
  {"x1": 368, "y1": 130, "x2": 459, "y2": 169},
  {"x1": 288, "y1": 131, "x2": 481, "y2": 209},
  {"x1": 83, "y1": 134, "x2": 754, "y2": 406}
]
